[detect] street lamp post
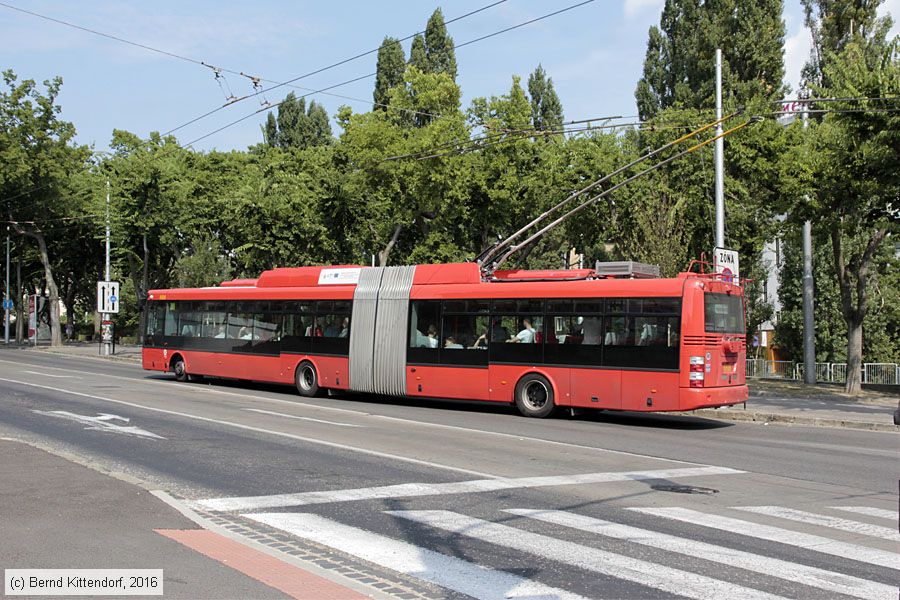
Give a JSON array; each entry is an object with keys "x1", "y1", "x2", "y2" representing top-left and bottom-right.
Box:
[
  {"x1": 4, "y1": 226, "x2": 9, "y2": 345},
  {"x1": 103, "y1": 178, "x2": 111, "y2": 357}
]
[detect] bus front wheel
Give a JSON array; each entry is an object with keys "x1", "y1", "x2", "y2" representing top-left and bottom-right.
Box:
[
  {"x1": 515, "y1": 373, "x2": 555, "y2": 418},
  {"x1": 295, "y1": 361, "x2": 321, "y2": 397}
]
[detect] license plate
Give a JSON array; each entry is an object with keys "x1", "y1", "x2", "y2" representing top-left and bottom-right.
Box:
[{"x1": 722, "y1": 364, "x2": 733, "y2": 374}]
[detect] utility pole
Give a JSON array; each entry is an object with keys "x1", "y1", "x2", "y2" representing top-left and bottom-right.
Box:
[
  {"x1": 714, "y1": 48, "x2": 725, "y2": 249},
  {"x1": 103, "y1": 178, "x2": 111, "y2": 357},
  {"x1": 801, "y1": 89, "x2": 816, "y2": 383},
  {"x1": 4, "y1": 226, "x2": 9, "y2": 345}
]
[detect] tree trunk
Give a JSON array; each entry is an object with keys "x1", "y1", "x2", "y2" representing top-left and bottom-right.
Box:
[
  {"x1": 12, "y1": 225, "x2": 62, "y2": 346},
  {"x1": 831, "y1": 224, "x2": 887, "y2": 395},
  {"x1": 378, "y1": 224, "x2": 403, "y2": 267},
  {"x1": 844, "y1": 317, "x2": 864, "y2": 394}
]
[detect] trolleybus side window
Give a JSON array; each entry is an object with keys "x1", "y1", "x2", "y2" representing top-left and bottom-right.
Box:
[
  {"x1": 313, "y1": 300, "x2": 351, "y2": 355},
  {"x1": 489, "y1": 300, "x2": 543, "y2": 364},
  {"x1": 440, "y1": 300, "x2": 489, "y2": 366},
  {"x1": 408, "y1": 301, "x2": 441, "y2": 364}
]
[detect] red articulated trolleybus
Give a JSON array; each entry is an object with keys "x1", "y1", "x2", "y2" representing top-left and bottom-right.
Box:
[{"x1": 142, "y1": 260, "x2": 748, "y2": 418}]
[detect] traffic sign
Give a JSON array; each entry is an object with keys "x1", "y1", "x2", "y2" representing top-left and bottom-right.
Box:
[
  {"x1": 97, "y1": 281, "x2": 120, "y2": 314},
  {"x1": 713, "y1": 247, "x2": 740, "y2": 283},
  {"x1": 2, "y1": 298, "x2": 12, "y2": 310}
]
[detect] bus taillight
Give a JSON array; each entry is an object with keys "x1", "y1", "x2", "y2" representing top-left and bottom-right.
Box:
[{"x1": 689, "y1": 356, "x2": 705, "y2": 388}]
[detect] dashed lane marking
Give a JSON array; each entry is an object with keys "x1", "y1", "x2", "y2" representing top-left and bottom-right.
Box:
[{"x1": 243, "y1": 408, "x2": 363, "y2": 427}]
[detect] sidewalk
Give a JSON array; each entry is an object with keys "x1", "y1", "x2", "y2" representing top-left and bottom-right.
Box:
[
  {"x1": 0, "y1": 438, "x2": 375, "y2": 599},
  {"x1": 12, "y1": 343, "x2": 900, "y2": 432},
  {"x1": 688, "y1": 379, "x2": 898, "y2": 431}
]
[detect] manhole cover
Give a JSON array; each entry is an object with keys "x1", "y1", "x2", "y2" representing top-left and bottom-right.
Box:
[{"x1": 651, "y1": 484, "x2": 719, "y2": 495}]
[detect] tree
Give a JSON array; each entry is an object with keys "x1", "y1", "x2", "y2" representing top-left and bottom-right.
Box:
[
  {"x1": 801, "y1": 0, "x2": 889, "y2": 86},
  {"x1": 424, "y1": 8, "x2": 457, "y2": 80},
  {"x1": 264, "y1": 112, "x2": 278, "y2": 146},
  {"x1": 527, "y1": 64, "x2": 564, "y2": 131},
  {"x1": 635, "y1": 0, "x2": 786, "y2": 119},
  {"x1": 793, "y1": 37, "x2": 899, "y2": 393},
  {"x1": 0, "y1": 70, "x2": 90, "y2": 346},
  {"x1": 409, "y1": 34, "x2": 428, "y2": 72},
  {"x1": 373, "y1": 37, "x2": 406, "y2": 111},
  {"x1": 269, "y1": 93, "x2": 333, "y2": 149}
]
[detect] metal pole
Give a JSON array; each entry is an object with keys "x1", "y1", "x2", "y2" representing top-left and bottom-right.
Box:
[
  {"x1": 714, "y1": 48, "x2": 725, "y2": 249},
  {"x1": 801, "y1": 94, "x2": 816, "y2": 384},
  {"x1": 103, "y1": 178, "x2": 111, "y2": 356},
  {"x1": 4, "y1": 227, "x2": 9, "y2": 345}
]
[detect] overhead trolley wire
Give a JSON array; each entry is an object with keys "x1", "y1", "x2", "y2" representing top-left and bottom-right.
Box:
[
  {"x1": 477, "y1": 112, "x2": 747, "y2": 272},
  {"x1": 180, "y1": 0, "x2": 599, "y2": 147}
]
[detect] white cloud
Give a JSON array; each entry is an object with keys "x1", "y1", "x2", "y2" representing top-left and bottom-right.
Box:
[
  {"x1": 623, "y1": 0, "x2": 664, "y2": 20},
  {"x1": 783, "y1": 24, "x2": 813, "y2": 94}
]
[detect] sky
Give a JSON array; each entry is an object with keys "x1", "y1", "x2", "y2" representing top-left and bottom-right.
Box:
[{"x1": 2, "y1": 0, "x2": 898, "y2": 153}]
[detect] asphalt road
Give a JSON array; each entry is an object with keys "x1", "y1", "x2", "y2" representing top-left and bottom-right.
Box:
[{"x1": 0, "y1": 348, "x2": 897, "y2": 599}]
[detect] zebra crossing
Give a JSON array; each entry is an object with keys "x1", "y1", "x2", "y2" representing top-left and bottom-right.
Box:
[{"x1": 229, "y1": 502, "x2": 900, "y2": 599}]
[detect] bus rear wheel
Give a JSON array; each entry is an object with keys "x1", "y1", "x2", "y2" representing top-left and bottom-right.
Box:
[
  {"x1": 295, "y1": 361, "x2": 321, "y2": 397},
  {"x1": 515, "y1": 373, "x2": 555, "y2": 418},
  {"x1": 172, "y1": 356, "x2": 188, "y2": 382}
]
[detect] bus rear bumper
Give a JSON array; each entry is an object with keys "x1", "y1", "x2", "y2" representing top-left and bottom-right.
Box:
[{"x1": 679, "y1": 385, "x2": 748, "y2": 411}]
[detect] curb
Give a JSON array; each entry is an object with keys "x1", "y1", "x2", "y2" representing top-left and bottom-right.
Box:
[
  {"x1": 682, "y1": 408, "x2": 898, "y2": 432},
  {"x1": 29, "y1": 347, "x2": 142, "y2": 364}
]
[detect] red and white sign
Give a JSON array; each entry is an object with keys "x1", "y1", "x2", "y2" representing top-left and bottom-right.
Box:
[{"x1": 714, "y1": 247, "x2": 740, "y2": 283}]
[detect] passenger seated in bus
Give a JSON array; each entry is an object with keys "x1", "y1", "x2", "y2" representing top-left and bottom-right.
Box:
[
  {"x1": 490, "y1": 319, "x2": 509, "y2": 342},
  {"x1": 582, "y1": 316, "x2": 601, "y2": 345},
  {"x1": 305, "y1": 318, "x2": 323, "y2": 337},
  {"x1": 323, "y1": 316, "x2": 340, "y2": 337},
  {"x1": 213, "y1": 324, "x2": 226, "y2": 339},
  {"x1": 426, "y1": 324, "x2": 439, "y2": 348},
  {"x1": 444, "y1": 336, "x2": 463, "y2": 349},
  {"x1": 338, "y1": 317, "x2": 350, "y2": 338},
  {"x1": 238, "y1": 326, "x2": 252, "y2": 340},
  {"x1": 470, "y1": 329, "x2": 488, "y2": 348},
  {"x1": 509, "y1": 318, "x2": 535, "y2": 343}
]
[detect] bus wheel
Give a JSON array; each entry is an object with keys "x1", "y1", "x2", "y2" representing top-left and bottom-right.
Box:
[
  {"x1": 515, "y1": 373, "x2": 555, "y2": 418},
  {"x1": 295, "y1": 361, "x2": 321, "y2": 397},
  {"x1": 172, "y1": 356, "x2": 188, "y2": 382}
]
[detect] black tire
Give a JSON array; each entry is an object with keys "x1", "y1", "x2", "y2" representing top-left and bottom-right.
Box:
[
  {"x1": 295, "y1": 361, "x2": 321, "y2": 397},
  {"x1": 514, "y1": 373, "x2": 555, "y2": 418},
  {"x1": 172, "y1": 356, "x2": 188, "y2": 382}
]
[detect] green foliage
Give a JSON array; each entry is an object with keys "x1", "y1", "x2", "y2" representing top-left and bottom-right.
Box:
[
  {"x1": 409, "y1": 35, "x2": 428, "y2": 72},
  {"x1": 635, "y1": 0, "x2": 786, "y2": 119},
  {"x1": 373, "y1": 37, "x2": 406, "y2": 111},
  {"x1": 527, "y1": 64, "x2": 564, "y2": 131},
  {"x1": 268, "y1": 93, "x2": 332, "y2": 148},
  {"x1": 424, "y1": 8, "x2": 457, "y2": 80}
]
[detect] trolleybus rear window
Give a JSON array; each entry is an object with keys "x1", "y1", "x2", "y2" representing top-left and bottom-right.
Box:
[{"x1": 704, "y1": 293, "x2": 744, "y2": 333}]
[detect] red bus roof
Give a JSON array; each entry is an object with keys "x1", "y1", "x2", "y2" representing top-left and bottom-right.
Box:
[{"x1": 147, "y1": 263, "x2": 741, "y2": 302}]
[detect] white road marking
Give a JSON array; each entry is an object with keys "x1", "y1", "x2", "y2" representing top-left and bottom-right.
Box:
[
  {"x1": 388, "y1": 510, "x2": 788, "y2": 600},
  {"x1": 832, "y1": 506, "x2": 897, "y2": 521},
  {"x1": 22, "y1": 370, "x2": 78, "y2": 378},
  {"x1": 195, "y1": 466, "x2": 744, "y2": 512},
  {"x1": 506, "y1": 509, "x2": 894, "y2": 600},
  {"x1": 630, "y1": 507, "x2": 900, "y2": 571},
  {"x1": 737, "y1": 506, "x2": 900, "y2": 542},
  {"x1": 0, "y1": 376, "x2": 496, "y2": 479},
  {"x1": 244, "y1": 512, "x2": 590, "y2": 600},
  {"x1": 243, "y1": 408, "x2": 362, "y2": 427},
  {"x1": 31, "y1": 410, "x2": 166, "y2": 439}
]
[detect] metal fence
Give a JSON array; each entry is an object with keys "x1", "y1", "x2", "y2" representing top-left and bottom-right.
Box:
[{"x1": 745, "y1": 360, "x2": 899, "y2": 385}]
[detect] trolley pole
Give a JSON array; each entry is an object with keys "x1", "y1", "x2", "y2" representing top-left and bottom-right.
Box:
[
  {"x1": 714, "y1": 48, "x2": 725, "y2": 249},
  {"x1": 4, "y1": 227, "x2": 9, "y2": 345},
  {"x1": 103, "y1": 178, "x2": 111, "y2": 357},
  {"x1": 801, "y1": 92, "x2": 816, "y2": 383}
]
